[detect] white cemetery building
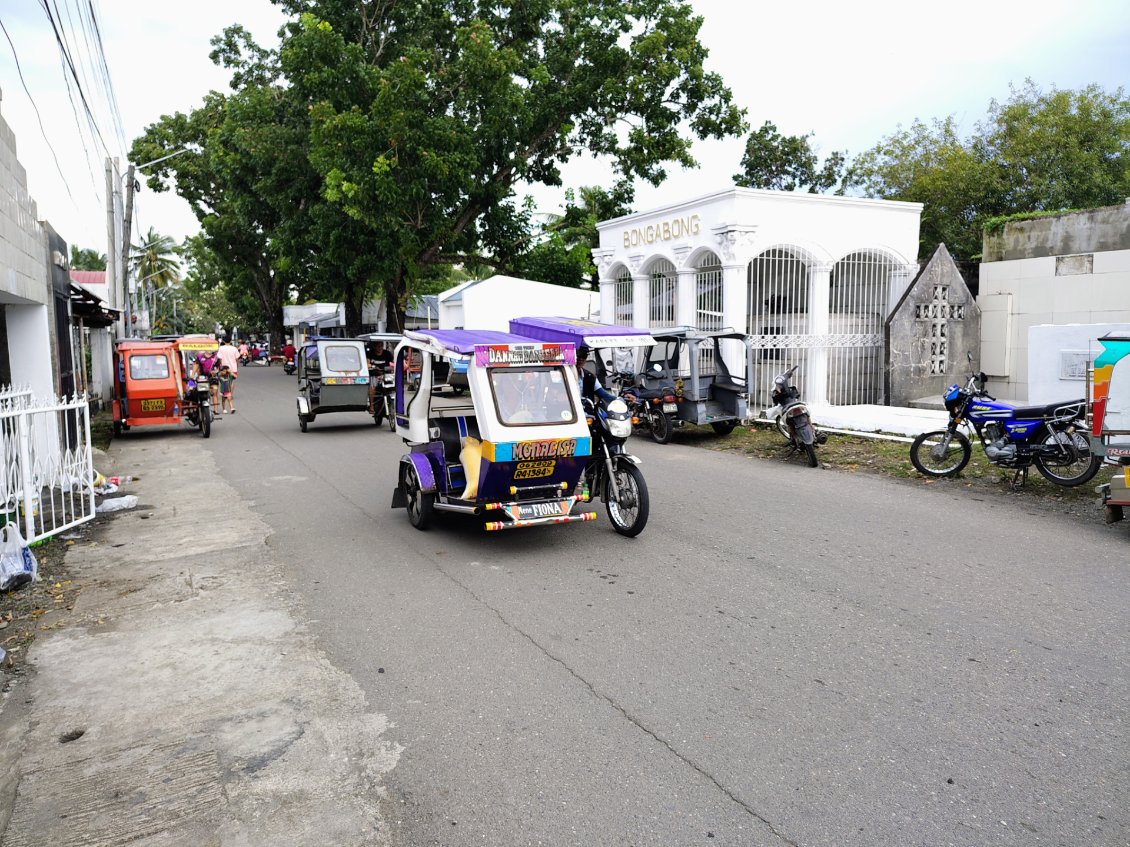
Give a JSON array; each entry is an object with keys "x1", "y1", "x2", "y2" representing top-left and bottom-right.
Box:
[{"x1": 593, "y1": 188, "x2": 923, "y2": 405}]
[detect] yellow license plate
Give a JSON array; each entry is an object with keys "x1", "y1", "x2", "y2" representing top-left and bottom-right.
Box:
[{"x1": 140, "y1": 399, "x2": 165, "y2": 412}]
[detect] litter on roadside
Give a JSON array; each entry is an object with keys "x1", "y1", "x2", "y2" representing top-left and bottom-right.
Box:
[{"x1": 95, "y1": 495, "x2": 138, "y2": 514}]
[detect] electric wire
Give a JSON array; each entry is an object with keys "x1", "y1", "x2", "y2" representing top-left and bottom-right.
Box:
[{"x1": 0, "y1": 17, "x2": 78, "y2": 204}]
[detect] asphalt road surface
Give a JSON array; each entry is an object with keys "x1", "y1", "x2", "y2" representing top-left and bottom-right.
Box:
[{"x1": 206, "y1": 365, "x2": 1128, "y2": 847}]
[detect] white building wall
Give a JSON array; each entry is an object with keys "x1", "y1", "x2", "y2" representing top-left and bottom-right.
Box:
[
  {"x1": 444, "y1": 275, "x2": 599, "y2": 331},
  {"x1": 979, "y1": 247, "x2": 1130, "y2": 401},
  {"x1": 1028, "y1": 322, "x2": 1130, "y2": 404},
  {"x1": 7, "y1": 304, "x2": 54, "y2": 395}
]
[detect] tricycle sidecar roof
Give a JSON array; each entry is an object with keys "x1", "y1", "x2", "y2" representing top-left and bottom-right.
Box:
[
  {"x1": 508, "y1": 316, "x2": 656, "y2": 349},
  {"x1": 405, "y1": 329, "x2": 545, "y2": 358}
]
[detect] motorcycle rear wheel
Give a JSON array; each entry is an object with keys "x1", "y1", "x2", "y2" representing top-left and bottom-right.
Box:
[
  {"x1": 649, "y1": 409, "x2": 671, "y2": 444},
  {"x1": 1034, "y1": 429, "x2": 1102, "y2": 486},
  {"x1": 910, "y1": 429, "x2": 971, "y2": 477},
  {"x1": 605, "y1": 463, "x2": 649, "y2": 537}
]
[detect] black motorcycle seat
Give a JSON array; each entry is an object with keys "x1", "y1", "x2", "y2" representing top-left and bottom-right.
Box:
[
  {"x1": 1008, "y1": 399, "x2": 1085, "y2": 419},
  {"x1": 633, "y1": 387, "x2": 670, "y2": 400}
]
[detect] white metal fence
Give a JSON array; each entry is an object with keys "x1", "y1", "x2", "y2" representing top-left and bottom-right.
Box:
[
  {"x1": 747, "y1": 247, "x2": 896, "y2": 404},
  {"x1": 1, "y1": 386, "x2": 96, "y2": 544}
]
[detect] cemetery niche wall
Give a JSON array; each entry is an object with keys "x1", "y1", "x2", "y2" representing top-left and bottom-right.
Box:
[{"x1": 885, "y1": 244, "x2": 981, "y2": 407}]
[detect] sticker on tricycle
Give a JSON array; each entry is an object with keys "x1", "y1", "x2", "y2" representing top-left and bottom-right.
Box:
[
  {"x1": 140, "y1": 399, "x2": 165, "y2": 411},
  {"x1": 514, "y1": 460, "x2": 555, "y2": 479},
  {"x1": 475, "y1": 343, "x2": 575, "y2": 368},
  {"x1": 178, "y1": 341, "x2": 218, "y2": 351},
  {"x1": 510, "y1": 501, "x2": 568, "y2": 521}
]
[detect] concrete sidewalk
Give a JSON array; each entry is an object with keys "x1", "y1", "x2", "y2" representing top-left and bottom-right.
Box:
[{"x1": 0, "y1": 436, "x2": 398, "y2": 845}]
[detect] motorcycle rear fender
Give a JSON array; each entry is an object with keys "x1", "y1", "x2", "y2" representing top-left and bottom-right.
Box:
[{"x1": 792, "y1": 415, "x2": 816, "y2": 445}]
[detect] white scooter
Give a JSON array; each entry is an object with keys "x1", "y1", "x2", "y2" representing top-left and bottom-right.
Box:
[{"x1": 764, "y1": 364, "x2": 825, "y2": 467}]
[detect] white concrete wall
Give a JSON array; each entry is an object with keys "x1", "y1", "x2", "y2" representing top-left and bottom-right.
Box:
[
  {"x1": 980, "y1": 248, "x2": 1130, "y2": 401},
  {"x1": 1028, "y1": 322, "x2": 1130, "y2": 403},
  {"x1": 444, "y1": 276, "x2": 599, "y2": 331},
  {"x1": 7, "y1": 304, "x2": 54, "y2": 396}
]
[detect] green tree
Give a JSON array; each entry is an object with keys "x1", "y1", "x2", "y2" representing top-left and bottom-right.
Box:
[
  {"x1": 69, "y1": 245, "x2": 106, "y2": 271},
  {"x1": 276, "y1": 2, "x2": 744, "y2": 329},
  {"x1": 845, "y1": 82, "x2": 1130, "y2": 259},
  {"x1": 733, "y1": 121, "x2": 845, "y2": 193},
  {"x1": 515, "y1": 181, "x2": 635, "y2": 288},
  {"x1": 132, "y1": 227, "x2": 182, "y2": 288}
]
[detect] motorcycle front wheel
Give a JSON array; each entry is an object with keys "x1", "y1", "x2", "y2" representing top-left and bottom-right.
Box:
[
  {"x1": 803, "y1": 442, "x2": 818, "y2": 467},
  {"x1": 1034, "y1": 429, "x2": 1101, "y2": 486},
  {"x1": 649, "y1": 409, "x2": 671, "y2": 444},
  {"x1": 910, "y1": 429, "x2": 971, "y2": 477},
  {"x1": 775, "y1": 416, "x2": 791, "y2": 441},
  {"x1": 200, "y1": 406, "x2": 212, "y2": 439},
  {"x1": 604, "y1": 463, "x2": 649, "y2": 537},
  {"x1": 386, "y1": 398, "x2": 396, "y2": 432}
]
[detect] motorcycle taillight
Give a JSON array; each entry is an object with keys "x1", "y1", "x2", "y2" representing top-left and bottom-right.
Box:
[{"x1": 663, "y1": 394, "x2": 676, "y2": 403}]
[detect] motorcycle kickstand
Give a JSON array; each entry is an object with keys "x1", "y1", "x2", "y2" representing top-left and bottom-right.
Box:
[{"x1": 1010, "y1": 467, "x2": 1028, "y2": 489}]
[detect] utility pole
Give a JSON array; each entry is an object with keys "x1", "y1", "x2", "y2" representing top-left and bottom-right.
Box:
[
  {"x1": 121, "y1": 164, "x2": 136, "y2": 337},
  {"x1": 105, "y1": 158, "x2": 121, "y2": 337}
]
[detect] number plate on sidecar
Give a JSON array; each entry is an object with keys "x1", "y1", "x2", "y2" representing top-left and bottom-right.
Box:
[
  {"x1": 662, "y1": 403, "x2": 677, "y2": 413},
  {"x1": 513, "y1": 501, "x2": 567, "y2": 521},
  {"x1": 140, "y1": 399, "x2": 165, "y2": 412}
]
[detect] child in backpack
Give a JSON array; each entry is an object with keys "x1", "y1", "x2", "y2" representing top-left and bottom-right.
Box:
[{"x1": 218, "y1": 365, "x2": 237, "y2": 414}]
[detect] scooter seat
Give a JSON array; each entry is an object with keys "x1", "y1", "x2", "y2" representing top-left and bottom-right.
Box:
[{"x1": 1008, "y1": 399, "x2": 1086, "y2": 419}]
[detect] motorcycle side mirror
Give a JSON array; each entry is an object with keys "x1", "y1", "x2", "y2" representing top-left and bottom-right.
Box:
[
  {"x1": 966, "y1": 351, "x2": 974, "y2": 363},
  {"x1": 978, "y1": 371, "x2": 988, "y2": 385}
]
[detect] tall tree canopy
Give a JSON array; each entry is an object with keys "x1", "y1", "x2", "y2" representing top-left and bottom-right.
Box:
[
  {"x1": 733, "y1": 121, "x2": 845, "y2": 193},
  {"x1": 845, "y1": 81, "x2": 1130, "y2": 259},
  {"x1": 70, "y1": 246, "x2": 106, "y2": 271},
  {"x1": 133, "y1": 0, "x2": 745, "y2": 333}
]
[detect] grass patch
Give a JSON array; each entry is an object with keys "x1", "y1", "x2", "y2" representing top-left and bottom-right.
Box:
[{"x1": 679, "y1": 423, "x2": 1102, "y2": 505}]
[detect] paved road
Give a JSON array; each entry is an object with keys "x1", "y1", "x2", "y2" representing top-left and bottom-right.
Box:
[{"x1": 208, "y1": 365, "x2": 1129, "y2": 847}]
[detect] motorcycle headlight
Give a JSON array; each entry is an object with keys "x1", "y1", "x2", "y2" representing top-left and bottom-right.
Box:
[
  {"x1": 609, "y1": 418, "x2": 632, "y2": 438},
  {"x1": 606, "y1": 398, "x2": 629, "y2": 416}
]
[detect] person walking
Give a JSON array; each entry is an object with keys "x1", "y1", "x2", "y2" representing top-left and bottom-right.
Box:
[
  {"x1": 217, "y1": 338, "x2": 240, "y2": 412},
  {"x1": 217, "y1": 365, "x2": 237, "y2": 414}
]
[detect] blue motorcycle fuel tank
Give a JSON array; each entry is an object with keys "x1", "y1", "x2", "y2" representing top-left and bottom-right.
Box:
[{"x1": 966, "y1": 397, "x2": 1040, "y2": 437}]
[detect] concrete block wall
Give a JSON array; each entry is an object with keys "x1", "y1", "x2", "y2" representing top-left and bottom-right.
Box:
[{"x1": 0, "y1": 88, "x2": 48, "y2": 308}]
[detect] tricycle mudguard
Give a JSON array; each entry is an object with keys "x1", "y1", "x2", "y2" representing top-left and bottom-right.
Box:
[{"x1": 402, "y1": 453, "x2": 438, "y2": 493}]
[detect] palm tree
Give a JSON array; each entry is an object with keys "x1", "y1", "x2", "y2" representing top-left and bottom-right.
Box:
[{"x1": 131, "y1": 227, "x2": 181, "y2": 288}]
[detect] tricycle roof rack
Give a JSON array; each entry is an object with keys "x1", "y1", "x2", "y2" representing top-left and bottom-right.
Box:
[{"x1": 508, "y1": 316, "x2": 656, "y2": 348}]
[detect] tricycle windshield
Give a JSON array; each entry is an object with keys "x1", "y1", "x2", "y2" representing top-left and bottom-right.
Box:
[
  {"x1": 323, "y1": 343, "x2": 364, "y2": 372},
  {"x1": 129, "y1": 355, "x2": 170, "y2": 380},
  {"x1": 488, "y1": 366, "x2": 576, "y2": 426}
]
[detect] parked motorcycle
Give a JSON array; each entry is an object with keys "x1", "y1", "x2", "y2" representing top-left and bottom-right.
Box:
[
  {"x1": 615, "y1": 366, "x2": 679, "y2": 444},
  {"x1": 910, "y1": 353, "x2": 1100, "y2": 487},
  {"x1": 581, "y1": 395, "x2": 650, "y2": 537},
  {"x1": 765, "y1": 364, "x2": 824, "y2": 467},
  {"x1": 183, "y1": 375, "x2": 213, "y2": 438}
]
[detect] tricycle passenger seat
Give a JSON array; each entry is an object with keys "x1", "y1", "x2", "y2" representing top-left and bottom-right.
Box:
[{"x1": 433, "y1": 416, "x2": 481, "y2": 463}]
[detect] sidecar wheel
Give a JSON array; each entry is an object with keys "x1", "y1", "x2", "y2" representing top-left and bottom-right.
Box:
[
  {"x1": 710, "y1": 420, "x2": 736, "y2": 436},
  {"x1": 910, "y1": 429, "x2": 971, "y2": 478},
  {"x1": 405, "y1": 465, "x2": 434, "y2": 530},
  {"x1": 605, "y1": 463, "x2": 649, "y2": 537}
]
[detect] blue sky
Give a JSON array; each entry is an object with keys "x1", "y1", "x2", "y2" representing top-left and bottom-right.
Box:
[{"x1": 1, "y1": 0, "x2": 1127, "y2": 254}]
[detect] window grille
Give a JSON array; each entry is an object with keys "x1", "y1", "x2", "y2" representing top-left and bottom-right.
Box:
[{"x1": 648, "y1": 259, "x2": 676, "y2": 328}]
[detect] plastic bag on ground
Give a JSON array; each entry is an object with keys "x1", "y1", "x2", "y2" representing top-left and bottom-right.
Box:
[
  {"x1": 0, "y1": 522, "x2": 38, "y2": 591},
  {"x1": 96, "y1": 495, "x2": 138, "y2": 513}
]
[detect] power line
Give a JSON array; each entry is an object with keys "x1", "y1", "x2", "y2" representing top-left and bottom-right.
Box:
[{"x1": 0, "y1": 17, "x2": 79, "y2": 204}]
